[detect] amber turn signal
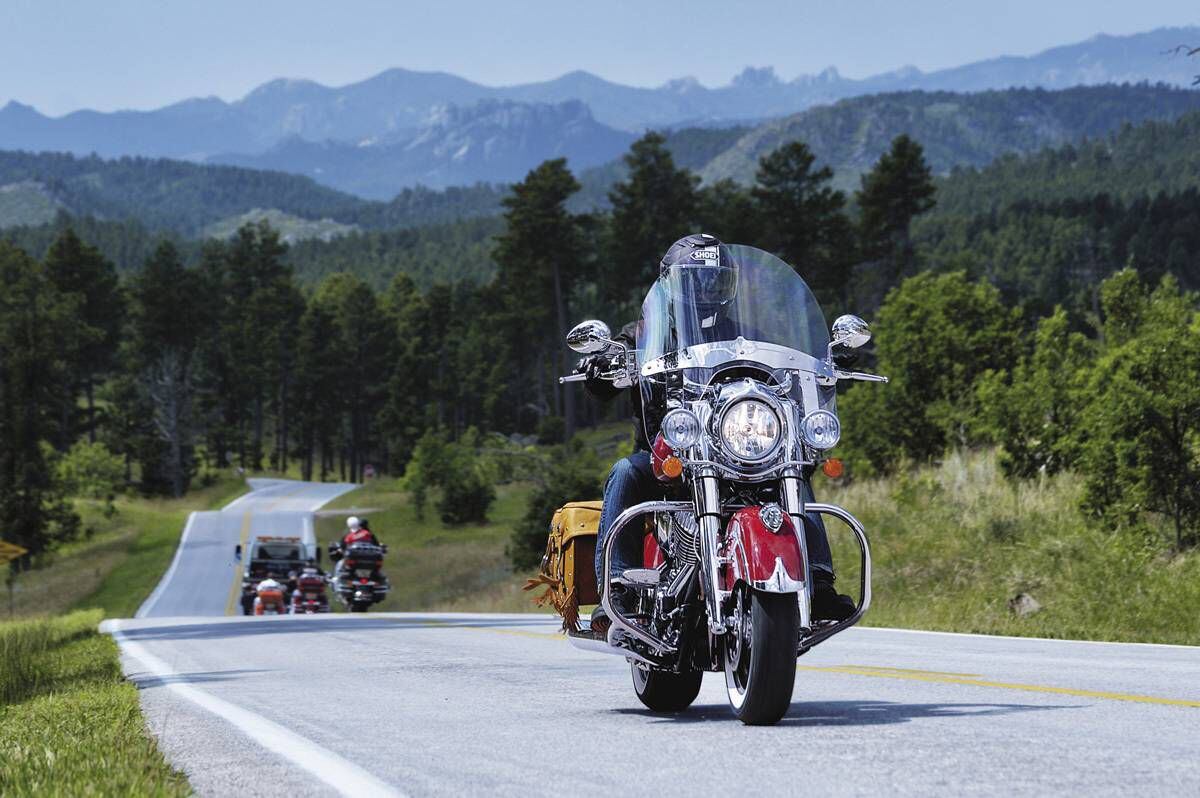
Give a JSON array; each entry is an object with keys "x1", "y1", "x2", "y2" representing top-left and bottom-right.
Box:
[
  {"x1": 822, "y1": 458, "x2": 845, "y2": 479},
  {"x1": 661, "y1": 456, "x2": 684, "y2": 479}
]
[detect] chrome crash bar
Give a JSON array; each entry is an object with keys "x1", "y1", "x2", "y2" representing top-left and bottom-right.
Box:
[
  {"x1": 599, "y1": 500, "x2": 694, "y2": 655},
  {"x1": 596, "y1": 500, "x2": 873, "y2": 658},
  {"x1": 798, "y1": 502, "x2": 872, "y2": 652}
]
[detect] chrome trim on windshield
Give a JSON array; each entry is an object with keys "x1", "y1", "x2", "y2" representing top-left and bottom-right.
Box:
[{"x1": 640, "y1": 338, "x2": 834, "y2": 379}]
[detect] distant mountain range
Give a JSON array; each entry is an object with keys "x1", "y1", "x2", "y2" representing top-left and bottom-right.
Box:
[
  {"x1": 5, "y1": 83, "x2": 1199, "y2": 243},
  {"x1": 698, "y1": 84, "x2": 1200, "y2": 188},
  {"x1": 0, "y1": 26, "x2": 1197, "y2": 197},
  {"x1": 211, "y1": 99, "x2": 636, "y2": 198}
]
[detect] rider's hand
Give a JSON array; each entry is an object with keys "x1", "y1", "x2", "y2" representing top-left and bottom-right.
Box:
[{"x1": 576, "y1": 355, "x2": 607, "y2": 381}]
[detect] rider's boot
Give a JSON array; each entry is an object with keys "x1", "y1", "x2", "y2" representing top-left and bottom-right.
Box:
[
  {"x1": 589, "y1": 580, "x2": 638, "y2": 639},
  {"x1": 811, "y1": 572, "x2": 856, "y2": 622}
]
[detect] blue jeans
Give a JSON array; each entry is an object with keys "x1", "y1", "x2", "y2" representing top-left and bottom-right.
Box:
[{"x1": 595, "y1": 451, "x2": 835, "y2": 582}]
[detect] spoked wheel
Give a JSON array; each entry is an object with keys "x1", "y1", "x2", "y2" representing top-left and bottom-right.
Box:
[
  {"x1": 723, "y1": 586, "x2": 799, "y2": 725},
  {"x1": 631, "y1": 662, "x2": 703, "y2": 712}
]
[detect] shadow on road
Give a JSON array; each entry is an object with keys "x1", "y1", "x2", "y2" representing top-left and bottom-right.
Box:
[
  {"x1": 614, "y1": 699, "x2": 1073, "y2": 726},
  {"x1": 130, "y1": 668, "x2": 273, "y2": 689},
  {"x1": 113, "y1": 615, "x2": 557, "y2": 642},
  {"x1": 116, "y1": 617, "x2": 410, "y2": 642}
]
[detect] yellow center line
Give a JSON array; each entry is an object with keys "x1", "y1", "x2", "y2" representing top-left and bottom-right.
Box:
[
  {"x1": 798, "y1": 664, "x2": 1200, "y2": 708},
  {"x1": 389, "y1": 619, "x2": 564, "y2": 640},
  {"x1": 224, "y1": 511, "x2": 253, "y2": 616},
  {"x1": 313, "y1": 619, "x2": 1200, "y2": 709},
  {"x1": 827, "y1": 664, "x2": 982, "y2": 678}
]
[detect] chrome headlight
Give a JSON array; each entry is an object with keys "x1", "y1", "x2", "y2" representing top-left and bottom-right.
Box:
[
  {"x1": 719, "y1": 399, "x2": 781, "y2": 462},
  {"x1": 661, "y1": 408, "x2": 702, "y2": 449},
  {"x1": 801, "y1": 410, "x2": 840, "y2": 450}
]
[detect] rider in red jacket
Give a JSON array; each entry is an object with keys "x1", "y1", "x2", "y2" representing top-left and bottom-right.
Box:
[{"x1": 340, "y1": 516, "x2": 379, "y2": 548}]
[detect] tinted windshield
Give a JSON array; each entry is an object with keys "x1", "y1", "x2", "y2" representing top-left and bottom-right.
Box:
[
  {"x1": 257, "y1": 544, "x2": 301, "y2": 560},
  {"x1": 637, "y1": 245, "x2": 829, "y2": 370}
]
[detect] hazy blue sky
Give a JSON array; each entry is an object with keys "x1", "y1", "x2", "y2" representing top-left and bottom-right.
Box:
[{"x1": 3, "y1": 0, "x2": 1197, "y2": 115}]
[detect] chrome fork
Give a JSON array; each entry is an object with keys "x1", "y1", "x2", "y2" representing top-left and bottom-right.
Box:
[{"x1": 693, "y1": 468, "x2": 727, "y2": 635}]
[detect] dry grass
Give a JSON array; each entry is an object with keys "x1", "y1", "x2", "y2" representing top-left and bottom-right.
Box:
[
  {"x1": 323, "y1": 446, "x2": 1200, "y2": 645},
  {"x1": 822, "y1": 449, "x2": 1200, "y2": 644}
]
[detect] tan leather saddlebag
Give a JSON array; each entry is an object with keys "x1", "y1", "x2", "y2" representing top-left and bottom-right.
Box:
[{"x1": 523, "y1": 500, "x2": 602, "y2": 631}]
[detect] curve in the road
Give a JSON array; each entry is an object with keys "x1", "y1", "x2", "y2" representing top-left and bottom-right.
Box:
[{"x1": 136, "y1": 479, "x2": 356, "y2": 619}]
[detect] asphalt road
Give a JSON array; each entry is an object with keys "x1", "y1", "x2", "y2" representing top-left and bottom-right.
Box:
[{"x1": 106, "y1": 482, "x2": 1200, "y2": 797}]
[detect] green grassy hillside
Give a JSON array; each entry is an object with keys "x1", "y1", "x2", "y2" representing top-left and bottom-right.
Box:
[{"x1": 5, "y1": 475, "x2": 246, "y2": 621}]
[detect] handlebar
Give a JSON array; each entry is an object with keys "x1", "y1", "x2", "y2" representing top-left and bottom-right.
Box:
[
  {"x1": 834, "y1": 370, "x2": 890, "y2": 383},
  {"x1": 558, "y1": 373, "x2": 587, "y2": 384}
]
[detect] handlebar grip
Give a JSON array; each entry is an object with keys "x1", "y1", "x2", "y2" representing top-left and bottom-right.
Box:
[{"x1": 559, "y1": 373, "x2": 588, "y2": 384}]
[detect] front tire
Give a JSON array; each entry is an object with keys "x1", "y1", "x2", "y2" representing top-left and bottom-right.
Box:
[
  {"x1": 350, "y1": 602, "x2": 369, "y2": 613},
  {"x1": 631, "y1": 662, "x2": 702, "y2": 712},
  {"x1": 723, "y1": 588, "x2": 798, "y2": 725}
]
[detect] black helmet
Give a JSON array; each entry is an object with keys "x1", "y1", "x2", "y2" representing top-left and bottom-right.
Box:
[{"x1": 659, "y1": 233, "x2": 738, "y2": 308}]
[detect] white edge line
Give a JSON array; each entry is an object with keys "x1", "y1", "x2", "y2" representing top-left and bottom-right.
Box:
[
  {"x1": 854, "y1": 625, "x2": 1200, "y2": 652},
  {"x1": 136, "y1": 512, "x2": 198, "y2": 619},
  {"x1": 106, "y1": 620, "x2": 404, "y2": 798}
]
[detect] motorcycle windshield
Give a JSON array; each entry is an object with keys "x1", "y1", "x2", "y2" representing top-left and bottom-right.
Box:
[
  {"x1": 635, "y1": 245, "x2": 832, "y2": 448},
  {"x1": 637, "y1": 245, "x2": 829, "y2": 372}
]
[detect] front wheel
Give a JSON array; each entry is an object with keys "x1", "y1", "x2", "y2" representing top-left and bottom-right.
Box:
[
  {"x1": 631, "y1": 662, "x2": 702, "y2": 712},
  {"x1": 723, "y1": 587, "x2": 798, "y2": 725},
  {"x1": 350, "y1": 602, "x2": 369, "y2": 613}
]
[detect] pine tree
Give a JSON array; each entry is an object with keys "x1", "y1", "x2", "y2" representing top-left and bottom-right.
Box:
[
  {"x1": 311, "y1": 273, "x2": 388, "y2": 482},
  {"x1": 294, "y1": 297, "x2": 342, "y2": 481},
  {"x1": 0, "y1": 242, "x2": 81, "y2": 557},
  {"x1": 695, "y1": 179, "x2": 761, "y2": 245},
  {"x1": 494, "y1": 159, "x2": 585, "y2": 437},
  {"x1": 751, "y1": 141, "x2": 854, "y2": 306},
  {"x1": 856, "y1": 134, "x2": 937, "y2": 289},
  {"x1": 42, "y1": 229, "x2": 124, "y2": 446},
  {"x1": 607, "y1": 133, "x2": 699, "y2": 304},
  {"x1": 128, "y1": 242, "x2": 212, "y2": 496}
]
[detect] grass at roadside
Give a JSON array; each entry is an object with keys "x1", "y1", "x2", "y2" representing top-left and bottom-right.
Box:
[
  {"x1": 4, "y1": 474, "x2": 246, "y2": 620},
  {"x1": 324, "y1": 437, "x2": 1200, "y2": 645},
  {"x1": 0, "y1": 610, "x2": 188, "y2": 796},
  {"x1": 821, "y1": 449, "x2": 1200, "y2": 645},
  {"x1": 318, "y1": 478, "x2": 535, "y2": 612}
]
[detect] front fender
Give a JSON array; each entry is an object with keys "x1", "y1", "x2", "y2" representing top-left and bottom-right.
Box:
[{"x1": 720, "y1": 506, "x2": 804, "y2": 593}]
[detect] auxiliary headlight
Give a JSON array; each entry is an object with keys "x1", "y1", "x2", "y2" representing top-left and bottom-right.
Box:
[
  {"x1": 661, "y1": 408, "x2": 702, "y2": 449},
  {"x1": 801, "y1": 410, "x2": 841, "y2": 450},
  {"x1": 719, "y1": 399, "x2": 781, "y2": 461}
]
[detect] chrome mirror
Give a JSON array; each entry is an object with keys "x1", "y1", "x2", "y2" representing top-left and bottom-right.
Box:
[
  {"x1": 831, "y1": 314, "x2": 871, "y2": 349},
  {"x1": 566, "y1": 320, "x2": 612, "y2": 354}
]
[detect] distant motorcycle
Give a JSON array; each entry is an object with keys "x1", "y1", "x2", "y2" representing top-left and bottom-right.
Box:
[
  {"x1": 253, "y1": 578, "x2": 288, "y2": 615},
  {"x1": 328, "y1": 542, "x2": 390, "y2": 612},
  {"x1": 290, "y1": 567, "x2": 330, "y2": 614}
]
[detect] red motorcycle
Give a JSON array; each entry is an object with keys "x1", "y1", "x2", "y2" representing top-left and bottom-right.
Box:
[
  {"x1": 560, "y1": 245, "x2": 885, "y2": 724},
  {"x1": 290, "y1": 567, "x2": 330, "y2": 614}
]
